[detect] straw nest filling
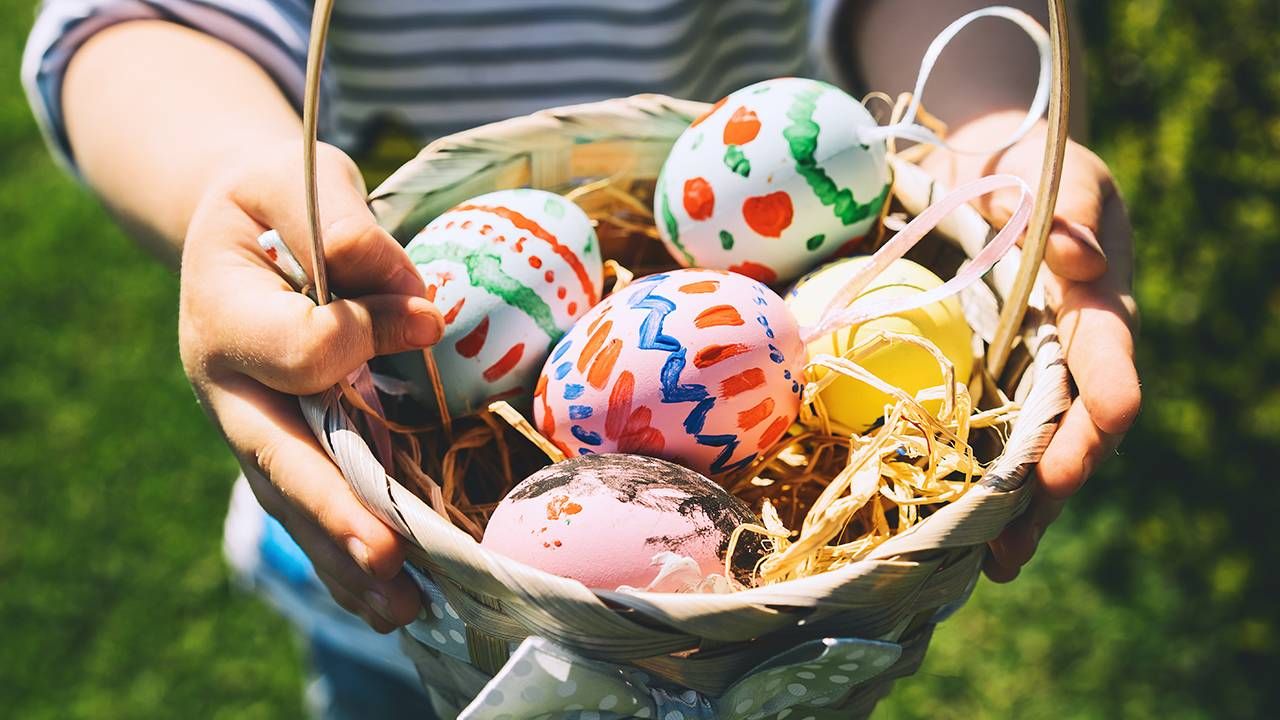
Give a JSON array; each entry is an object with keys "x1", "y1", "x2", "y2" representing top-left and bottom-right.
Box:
[{"x1": 348, "y1": 175, "x2": 1021, "y2": 591}]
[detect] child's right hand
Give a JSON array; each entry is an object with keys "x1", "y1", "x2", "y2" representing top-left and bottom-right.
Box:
[{"x1": 178, "y1": 140, "x2": 442, "y2": 632}]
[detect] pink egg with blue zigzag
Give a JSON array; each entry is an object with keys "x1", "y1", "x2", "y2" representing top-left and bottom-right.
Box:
[{"x1": 534, "y1": 269, "x2": 804, "y2": 477}]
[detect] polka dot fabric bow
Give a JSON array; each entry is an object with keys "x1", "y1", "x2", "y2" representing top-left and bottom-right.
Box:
[{"x1": 457, "y1": 636, "x2": 903, "y2": 720}]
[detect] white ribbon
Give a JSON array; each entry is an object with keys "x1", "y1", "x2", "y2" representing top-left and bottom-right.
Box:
[{"x1": 858, "y1": 5, "x2": 1053, "y2": 155}]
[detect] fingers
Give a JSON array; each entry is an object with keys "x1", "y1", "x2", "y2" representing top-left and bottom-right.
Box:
[
  {"x1": 921, "y1": 114, "x2": 1113, "y2": 283},
  {"x1": 1039, "y1": 147, "x2": 1112, "y2": 261},
  {"x1": 985, "y1": 143, "x2": 1112, "y2": 283},
  {"x1": 215, "y1": 376, "x2": 410, "y2": 582},
  {"x1": 249, "y1": 467, "x2": 421, "y2": 631},
  {"x1": 1055, "y1": 198, "x2": 1141, "y2": 437},
  {"x1": 1057, "y1": 294, "x2": 1140, "y2": 436},
  {"x1": 181, "y1": 170, "x2": 443, "y2": 397},
  {"x1": 1043, "y1": 212, "x2": 1107, "y2": 283},
  {"x1": 219, "y1": 287, "x2": 443, "y2": 396},
  {"x1": 1039, "y1": 396, "x2": 1124, "y2": 498},
  {"x1": 227, "y1": 142, "x2": 424, "y2": 297},
  {"x1": 984, "y1": 479, "x2": 1066, "y2": 583},
  {"x1": 985, "y1": 394, "x2": 1126, "y2": 582},
  {"x1": 281, "y1": 510, "x2": 422, "y2": 631}
]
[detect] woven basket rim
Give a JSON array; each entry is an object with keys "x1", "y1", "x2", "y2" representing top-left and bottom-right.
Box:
[{"x1": 305, "y1": 94, "x2": 1070, "y2": 614}]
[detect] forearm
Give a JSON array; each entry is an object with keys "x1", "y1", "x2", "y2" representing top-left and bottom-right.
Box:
[
  {"x1": 63, "y1": 20, "x2": 301, "y2": 267},
  {"x1": 851, "y1": 0, "x2": 1087, "y2": 137}
]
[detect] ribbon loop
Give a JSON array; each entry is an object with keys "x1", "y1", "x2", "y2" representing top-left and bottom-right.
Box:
[
  {"x1": 858, "y1": 5, "x2": 1053, "y2": 156},
  {"x1": 799, "y1": 173, "x2": 1033, "y2": 344}
]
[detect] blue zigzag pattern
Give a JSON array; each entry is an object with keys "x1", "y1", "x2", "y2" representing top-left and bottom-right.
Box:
[{"x1": 630, "y1": 281, "x2": 757, "y2": 475}]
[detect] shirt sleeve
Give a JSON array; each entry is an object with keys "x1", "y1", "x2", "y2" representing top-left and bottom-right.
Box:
[{"x1": 20, "y1": 0, "x2": 317, "y2": 176}]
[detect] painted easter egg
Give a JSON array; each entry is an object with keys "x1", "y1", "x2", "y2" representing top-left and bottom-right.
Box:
[
  {"x1": 787, "y1": 257, "x2": 974, "y2": 432},
  {"x1": 534, "y1": 269, "x2": 805, "y2": 477},
  {"x1": 481, "y1": 453, "x2": 763, "y2": 591},
  {"x1": 391, "y1": 189, "x2": 603, "y2": 418},
  {"x1": 654, "y1": 77, "x2": 892, "y2": 285}
]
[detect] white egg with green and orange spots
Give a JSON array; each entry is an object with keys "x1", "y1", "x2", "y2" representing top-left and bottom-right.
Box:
[
  {"x1": 655, "y1": 77, "x2": 892, "y2": 285},
  {"x1": 390, "y1": 189, "x2": 603, "y2": 418}
]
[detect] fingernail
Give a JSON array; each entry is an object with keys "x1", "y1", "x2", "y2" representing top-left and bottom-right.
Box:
[
  {"x1": 347, "y1": 537, "x2": 372, "y2": 574},
  {"x1": 405, "y1": 307, "x2": 443, "y2": 347},
  {"x1": 387, "y1": 264, "x2": 424, "y2": 296},
  {"x1": 365, "y1": 590, "x2": 396, "y2": 624},
  {"x1": 1067, "y1": 221, "x2": 1106, "y2": 259}
]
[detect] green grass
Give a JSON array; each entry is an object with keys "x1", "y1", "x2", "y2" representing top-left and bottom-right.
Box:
[{"x1": 2, "y1": 1, "x2": 1276, "y2": 718}]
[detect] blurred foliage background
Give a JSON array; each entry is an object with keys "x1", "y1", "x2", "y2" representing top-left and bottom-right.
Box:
[{"x1": 1, "y1": 0, "x2": 1276, "y2": 718}]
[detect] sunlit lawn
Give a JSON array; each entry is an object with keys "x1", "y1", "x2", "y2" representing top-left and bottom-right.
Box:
[{"x1": 2, "y1": 1, "x2": 1275, "y2": 717}]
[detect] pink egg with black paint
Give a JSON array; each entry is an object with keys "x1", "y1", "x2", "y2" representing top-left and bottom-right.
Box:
[
  {"x1": 533, "y1": 269, "x2": 804, "y2": 477},
  {"x1": 481, "y1": 453, "x2": 763, "y2": 591},
  {"x1": 655, "y1": 77, "x2": 891, "y2": 285},
  {"x1": 390, "y1": 189, "x2": 603, "y2": 418}
]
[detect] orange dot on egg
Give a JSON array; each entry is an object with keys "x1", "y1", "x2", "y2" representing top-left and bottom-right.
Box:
[
  {"x1": 545, "y1": 270, "x2": 555, "y2": 283},
  {"x1": 723, "y1": 106, "x2": 761, "y2": 145},
  {"x1": 557, "y1": 287, "x2": 567, "y2": 300},
  {"x1": 742, "y1": 191, "x2": 793, "y2": 238},
  {"x1": 568, "y1": 302, "x2": 578, "y2": 315},
  {"x1": 683, "y1": 177, "x2": 715, "y2": 221},
  {"x1": 529, "y1": 256, "x2": 543, "y2": 269}
]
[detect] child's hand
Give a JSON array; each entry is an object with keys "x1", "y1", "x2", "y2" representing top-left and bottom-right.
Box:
[
  {"x1": 920, "y1": 111, "x2": 1142, "y2": 582},
  {"x1": 179, "y1": 140, "x2": 443, "y2": 630}
]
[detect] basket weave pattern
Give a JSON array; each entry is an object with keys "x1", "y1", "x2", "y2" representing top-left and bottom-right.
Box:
[{"x1": 297, "y1": 96, "x2": 1072, "y2": 717}]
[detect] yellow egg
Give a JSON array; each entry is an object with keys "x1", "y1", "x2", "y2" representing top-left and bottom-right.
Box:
[{"x1": 786, "y1": 257, "x2": 974, "y2": 432}]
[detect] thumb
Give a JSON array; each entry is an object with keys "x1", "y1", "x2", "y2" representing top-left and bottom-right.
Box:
[
  {"x1": 219, "y1": 285, "x2": 444, "y2": 397},
  {"x1": 231, "y1": 142, "x2": 425, "y2": 298},
  {"x1": 275, "y1": 292, "x2": 444, "y2": 396}
]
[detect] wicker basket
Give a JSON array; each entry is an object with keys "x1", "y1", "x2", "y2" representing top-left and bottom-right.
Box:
[{"x1": 282, "y1": 3, "x2": 1074, "y2": 718}]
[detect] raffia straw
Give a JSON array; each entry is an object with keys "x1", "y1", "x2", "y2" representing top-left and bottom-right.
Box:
[
  {"x1": 337, "y1": 380, "x2": 434, "y2": 435},
  {"x1": 487, "y1": 401, "x2": 567, "y2": 462},
  {"x1": 604, "y1": 259, "x2": 634, "y2": 293},
  {"x1": 477, "y1": 411, "x2": 516, "y2": 491},
  {"x1": 861, "y1": 91, "x2": 896, "y2": 124},
  {"x1": 727, "y1": 327, "x2": 1019, "y2": 585},
  {"x1": 886, "y1": 92, "x2": 949, "y2": 165},
  {"x1": 365, "y1": 166, "x2": 1021, "y2": 590},
  {"x1": 422, "y1": 348, "x2": 453, "y2": 439},
  {"x1": 565, "y1": 177, "x2": 652, "y2": 218},
  {"x1": 394, "y1": 448, "x2": 449, "y2": 517}
]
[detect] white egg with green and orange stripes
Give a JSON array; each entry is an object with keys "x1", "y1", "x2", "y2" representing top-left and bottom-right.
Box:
[
  {"x1": 655, "y1": 77, "x2": 892, "y2": 285},
  {"x1": 390, "y1": 189, "x2": 603, "y2": 418}
]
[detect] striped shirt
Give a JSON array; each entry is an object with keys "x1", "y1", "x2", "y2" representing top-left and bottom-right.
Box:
[{"x1": 22, "y1": 0, "x2": 853, "y2": 173}]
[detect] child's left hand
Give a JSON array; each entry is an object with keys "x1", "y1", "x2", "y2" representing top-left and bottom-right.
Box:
[{"x1": 920, "y1": 110, "x2": 1142, "y2": 581}]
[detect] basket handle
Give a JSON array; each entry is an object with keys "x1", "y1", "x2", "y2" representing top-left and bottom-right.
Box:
[
  {"x1": 296, "y1": 0, "x2": 1069, "y2": 375},
  {"x1": 986, "y1": 0, "x2": 1071, "y2": 377},
  {"x1": 300, "y1": 0, "x2": 336, "y2": 307}
]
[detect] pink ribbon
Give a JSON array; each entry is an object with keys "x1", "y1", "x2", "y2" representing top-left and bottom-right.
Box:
[{"x1": 799, "y1": 173, "x2": 1033, "y2": 344}]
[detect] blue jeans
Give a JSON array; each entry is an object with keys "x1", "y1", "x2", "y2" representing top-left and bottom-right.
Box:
[
  {"x1": 306, "y1": 632, "x2": 437, "y2": 720},
  {"x1": 225, "y1": 477, "x2": 438, "y2": 719}
]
